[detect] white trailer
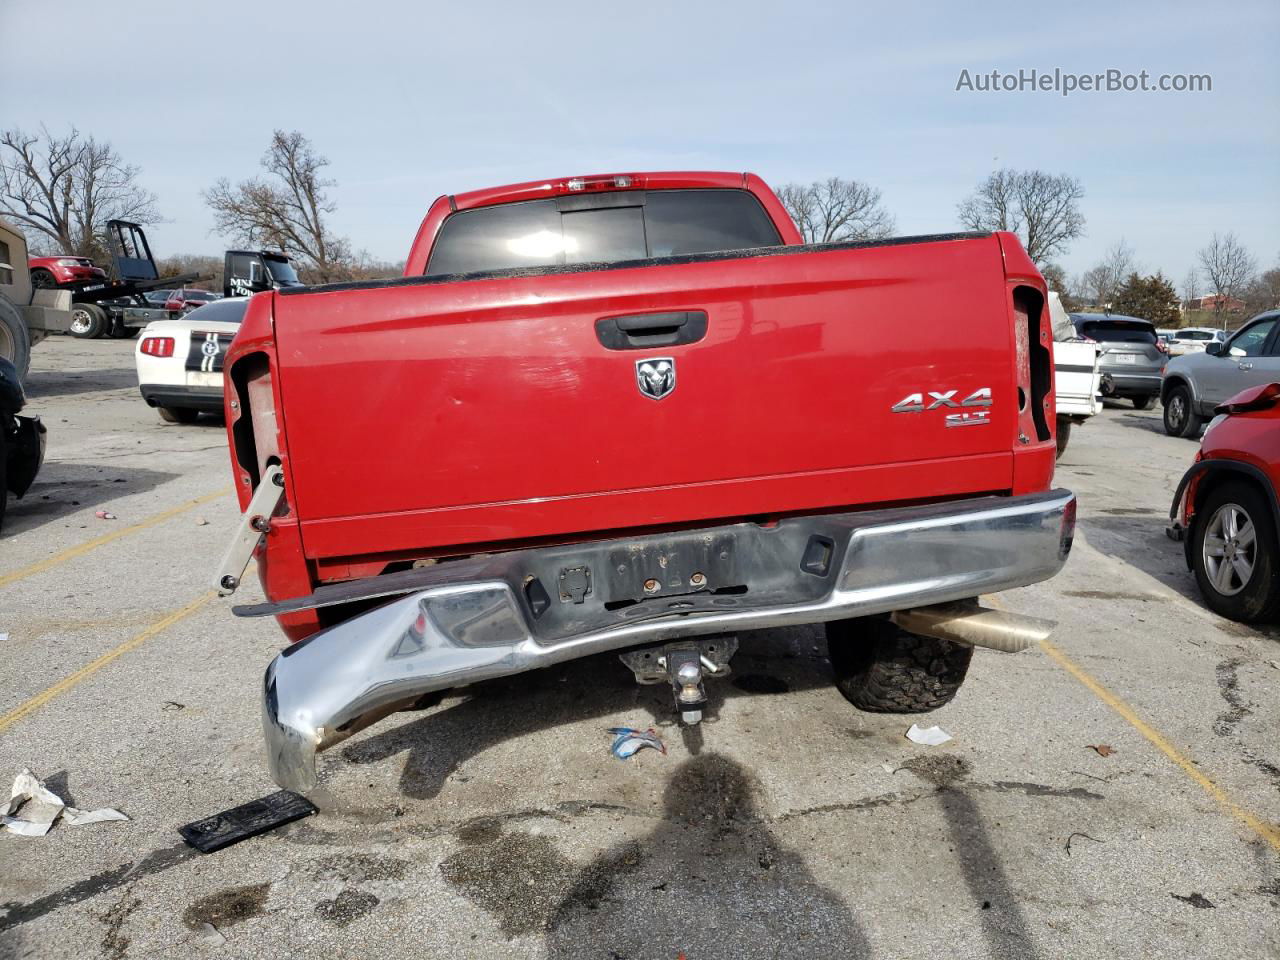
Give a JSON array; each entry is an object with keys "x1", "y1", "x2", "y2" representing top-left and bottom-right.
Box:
[{"x1": 1049, "y1": 291, "x2": 1102, "y2": 458}]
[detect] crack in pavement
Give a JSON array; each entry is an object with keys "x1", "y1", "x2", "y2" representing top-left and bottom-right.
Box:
[{"x1": 1213, "y1": 658, "x2": 1250, "y2": 738}]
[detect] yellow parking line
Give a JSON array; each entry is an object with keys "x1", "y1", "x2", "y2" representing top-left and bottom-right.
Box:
[
  {"x1": 981, "y1": 594, "x2": 1280, "y2": 852},
  {"x1": 0, "y1": 488, "x2": 229, "y2": 589},
  {"x1": 0, "y1": 591, "x2": 214, "y2": 735},
  {"x1": 1039, "y1": 639, "x2": 1280, "y2": 854}
]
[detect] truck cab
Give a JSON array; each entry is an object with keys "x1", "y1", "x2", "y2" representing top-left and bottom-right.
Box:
[{"x1": 223, "y1": 250, "x2": 302, "y2": 299}]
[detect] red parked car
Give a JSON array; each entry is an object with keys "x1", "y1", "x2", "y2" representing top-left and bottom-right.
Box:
[
  {"x1": 1170, "y1": 381, "x2": 1280, "y2": 623},
  {"x1": 163, "y1": 288, "x2": 221, "y2": 315},
  {"x1": 28, "y1": 255, "x2": 107, "y2": 288}
]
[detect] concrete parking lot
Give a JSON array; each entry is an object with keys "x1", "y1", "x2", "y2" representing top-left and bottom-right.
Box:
[{"x1": 1, "y1": 337, "x2": 1277, "y2": 960}]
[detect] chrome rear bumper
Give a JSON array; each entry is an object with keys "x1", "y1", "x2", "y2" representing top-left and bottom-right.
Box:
[{"x1": 262, "y1": 489, "x2": 1076, "y2": 792}]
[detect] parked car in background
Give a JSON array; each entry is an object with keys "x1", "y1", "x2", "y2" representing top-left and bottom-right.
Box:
[
  {"x1": 163, "y1": 288, "x2": 221, "y2": 316},
  {"x1": 1162, "y1": 311, "x2": 1280, "y2": 437},
  {"x1": 28, "y1": 255, "x2": 107, "y2": 289},
  {"x1": 1071, "y1": 313, "x2": 1166, "y2": 408},
  {"x1": 135, "y1": 298, "x2": 246, "y2": 423},
  {"x1": 1162, "y1": 327, "x2": 1227, "y2": 356},
  {"x1": 1169, "y1": 380, "x2": 1280, "y2": 623},
  {"x1": 1049, "y1": 292, "x2": 1101, "y2": 458},
  {"x1": 143, "y1": 289, "x2": 173, "y2": 306}
]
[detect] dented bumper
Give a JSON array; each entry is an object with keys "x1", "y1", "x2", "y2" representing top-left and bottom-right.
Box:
[{"x1": 261, "y1": 489, "x2": 1076, "y2": 793}]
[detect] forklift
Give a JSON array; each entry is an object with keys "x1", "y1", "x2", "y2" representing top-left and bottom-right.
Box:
[{"x1": 65, "y1": 220, "x2": 210, "y2": 339}]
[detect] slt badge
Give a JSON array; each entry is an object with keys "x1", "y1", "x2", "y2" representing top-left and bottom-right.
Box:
[{"x1": 636, "y1": 357, "x2": 676, "y2": 400}]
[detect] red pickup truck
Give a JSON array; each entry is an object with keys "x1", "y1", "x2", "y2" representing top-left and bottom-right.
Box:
[{"x1": 216, "y1": 171, "x2": 1075, "y2": 793}]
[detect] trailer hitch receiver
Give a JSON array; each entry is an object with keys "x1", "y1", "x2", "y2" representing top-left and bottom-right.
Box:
[{"x1": 619, "y1": 636, "x2": 738, "y2": 724}]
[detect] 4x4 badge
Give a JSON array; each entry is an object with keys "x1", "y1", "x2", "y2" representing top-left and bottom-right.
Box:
[
  {"x1": 891, "y1": 387, "x2": 992, "y2": 413},
  {"x1": 636, "y1": 358, "x2": 676, "y2": 399}
]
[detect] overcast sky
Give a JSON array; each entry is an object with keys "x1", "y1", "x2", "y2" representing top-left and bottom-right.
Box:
[{"x1": 3, "y1": 0, "x2": 1276, "y2": 282}]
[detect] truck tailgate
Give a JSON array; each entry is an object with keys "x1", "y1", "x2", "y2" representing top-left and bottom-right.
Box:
[{"x1": 272, "y1": 234, "x2": 1018, "y2": 559}]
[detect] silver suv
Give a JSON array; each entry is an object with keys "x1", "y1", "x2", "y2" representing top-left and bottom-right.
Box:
[
  {"x1": 1162, "y1": 310, "x2": 1280, "y2": 437},
  {"x1": 1071, "y1": 313, "x2": 1165, "y2": 408}
]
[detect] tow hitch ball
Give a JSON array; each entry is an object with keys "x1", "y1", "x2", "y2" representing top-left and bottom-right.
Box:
[{"x1": 619, "y1": 637, "x2": 738, "y2": 724}]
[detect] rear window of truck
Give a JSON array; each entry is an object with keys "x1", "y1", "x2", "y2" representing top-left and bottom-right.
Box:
[{"x1": 425, "y1": 189, "x2": 782, "y2": 276}]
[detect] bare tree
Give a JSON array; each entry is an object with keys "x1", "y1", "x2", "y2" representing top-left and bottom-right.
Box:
[
  {"x1": 0, "y1": 126, "x2": 160, "y2": 258},
  {"x1": 1180, "y1": 268, "x2": 1201, "y2": 307},
  {"x1": 776, "y1": 178, "x2": 895, "y2": 244},
  {"x1": 1072, "y1": 240, "x2": 1137, "y2": 310},
  {"x1": 1197, "y1": 233, "x2": 1257, "y2": 325},
  {"x1": 1079, "y1": 265, "x2": 1111, "y2": 308},
  {"x1": 1037, "y1": 263, "x2": 1078, "y2": 311},
  {"x1": 204, "y1": 131, "x2": 352, "y2": 283},
  {"x1": 1242, "y1": 265, "x2": 1280, "y2": 313},
  {"x1": 957, "y1": 169, "x2": 1085, "y2": 265},
  {"x1": 1097, "y1": 239, "x2": 1136, "y2": 306}
]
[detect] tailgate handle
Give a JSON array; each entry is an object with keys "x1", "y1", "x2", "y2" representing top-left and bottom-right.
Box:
[{"x1": 596, "y1": 311, "x2": 707, "y2": 350}]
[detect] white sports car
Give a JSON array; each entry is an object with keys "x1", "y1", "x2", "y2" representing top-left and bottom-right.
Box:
[{"x1": 134, "y1": 298, "x2": 247, "y2": 424}]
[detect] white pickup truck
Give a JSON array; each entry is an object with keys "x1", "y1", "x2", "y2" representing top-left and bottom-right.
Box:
[{"x1": 1049, "y1": 291, "x2": 1102, "y2": 457}]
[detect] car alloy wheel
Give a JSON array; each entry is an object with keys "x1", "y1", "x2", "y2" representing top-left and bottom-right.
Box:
[
  {"x1": 1202, "y1": 502, "x2": 1256, "y2": 597},
  {"x1": 1167, "y1": 394, "x2": 1186, "y2": 430}
]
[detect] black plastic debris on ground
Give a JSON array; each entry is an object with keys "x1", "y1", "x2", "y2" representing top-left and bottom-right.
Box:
[{"x1": 179, "y1": 790, "x2": 318, "y2": 853}]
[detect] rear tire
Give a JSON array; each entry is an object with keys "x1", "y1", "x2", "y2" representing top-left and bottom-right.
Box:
[
  {"x1": 827, "y1": 617, "x2": 972, "y2": 713},
  {"x1": 1190, "y1": 480, "x2": 1280, "y2": 624},
  {"x1": 68, "y1": 303, "x2": 106, "y2": 339},
  {"x1": 1163, "y1": 384, "x2": 1201, "y2": 438},
  {"x1": 157, "y1": 406, "x2": 200, "y2": 425},
  {"x1": 1132, "y1": 395, "x2": 1153, "y2": 410},
  {"x1": 0, "y1": 295, "x2": 31, "y2": 382},
  {"x1": 1055, "y1": 418, "x2": 1071, "y2": 459}
]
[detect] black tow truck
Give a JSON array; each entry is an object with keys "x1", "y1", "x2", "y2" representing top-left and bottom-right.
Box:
[
  {"x1": 63, "y1": 220, "x2": 210, "y2": 339},
  {"x1": 222, "y1": 249, "x2": 302, "y2": 298}
]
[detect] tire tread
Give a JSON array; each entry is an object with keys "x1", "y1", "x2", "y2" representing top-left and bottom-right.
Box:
[{"x1": 828, "y1": 618, "x2": 972, "y2": 713}]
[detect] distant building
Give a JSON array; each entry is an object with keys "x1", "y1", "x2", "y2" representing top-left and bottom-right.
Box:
[{"x1": 1187, "y1": 294, "x2": 1246, "y2": 313}]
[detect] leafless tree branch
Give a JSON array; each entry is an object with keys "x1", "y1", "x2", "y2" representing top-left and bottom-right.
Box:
[
  {"x1": 957, "y1": 168, "x2": 1085, "y2": 265},
  {"x1": 777, "y1": 177, "x2": 895, "y2": 244},
  {"x1": 204, "y1": 131, "x2": 352, "y2": 283},
  {"x1": 1197, "y1": 233, "x2": 1257, "y2": 322},
  {"x1": 0, "y1": 126, "x2": 159, "y2": 257},
  {"x1": 1180, "y1": 268, "x2": 1201, "y2": 306}
]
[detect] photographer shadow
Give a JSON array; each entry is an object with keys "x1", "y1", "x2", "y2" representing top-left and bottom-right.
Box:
[{"x1": 339, "y1": 626, "x2": 829, "y2": 800}]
